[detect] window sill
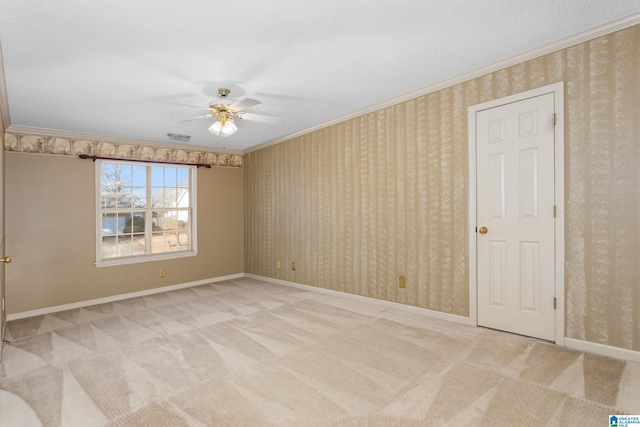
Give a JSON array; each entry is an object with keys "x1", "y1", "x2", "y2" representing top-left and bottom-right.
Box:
[{"x1": 95, "y1": 250, "x2": 198, "y2": 268}]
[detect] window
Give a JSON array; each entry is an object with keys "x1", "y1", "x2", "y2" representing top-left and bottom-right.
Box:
[{"x1": 96, "y1": 160, "x2": 197, "y2": 266}]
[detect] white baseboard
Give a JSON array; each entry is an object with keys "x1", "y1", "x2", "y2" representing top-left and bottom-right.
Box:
[
  {"x1": 6, "y1": 273, "x2": 244, "y2": 321},
  {"x1": 244, "y1": 273, "x2": 472, "y2": 326},
  {"x1": 564, "y1": 337, "x2": 640, "y2": 363}
]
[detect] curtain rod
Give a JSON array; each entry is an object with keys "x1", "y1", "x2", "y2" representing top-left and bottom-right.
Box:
[{"x1": 79, "y1": 154, "x2": 212, "y2": 168}]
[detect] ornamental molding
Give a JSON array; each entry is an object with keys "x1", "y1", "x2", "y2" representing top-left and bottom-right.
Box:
[{"x1": 3, "y1": 131, "x2": 243, "y2": 168}]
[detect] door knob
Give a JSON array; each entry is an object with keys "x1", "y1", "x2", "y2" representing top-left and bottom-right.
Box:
[
  {"x1": 0, "y1": 256, "x2": 12, "y2": 263},
  {"x1": 478, "y1": 227, "x2": 488, "y2": 234}
]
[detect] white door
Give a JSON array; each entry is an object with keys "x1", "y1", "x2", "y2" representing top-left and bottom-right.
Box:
[{"x1": 476, "y1": 93, "x2": 556, "y2": 341}]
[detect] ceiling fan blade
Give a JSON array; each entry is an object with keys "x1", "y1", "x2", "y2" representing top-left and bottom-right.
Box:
[
  {"x1": 166, "y1": 100, "x2": 207, "y2": 110},
  {"x1": 166, "y1": 114, "x2": 214, "y2": 126},
  {"x1": 237, "y1": 112, "x2": 284, "y2": 126},
  {"x1": 229, "y1": 98, "x2": 261, "y2": 111}
]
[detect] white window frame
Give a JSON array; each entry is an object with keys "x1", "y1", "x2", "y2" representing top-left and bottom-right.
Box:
[{"x1": 95, "y1": 159, "x2": 198, "y2": 267}]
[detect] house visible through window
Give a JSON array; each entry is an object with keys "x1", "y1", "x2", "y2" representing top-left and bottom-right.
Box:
[{"x1": 96, "y1": 160, "x2": 197, "y2": 266}]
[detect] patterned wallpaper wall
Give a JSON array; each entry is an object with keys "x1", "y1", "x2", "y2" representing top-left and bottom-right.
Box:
[
  {"x1": 3, "y1": 132, "x2": 243, "y2": 167},
  {"x1": 244, "y1": 25, "x2": 640, "y2": 351}
]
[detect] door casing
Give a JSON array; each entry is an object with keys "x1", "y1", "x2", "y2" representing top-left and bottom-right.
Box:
[{"x1": 467, "y1": 81, "x2": 565, "y2": 345}]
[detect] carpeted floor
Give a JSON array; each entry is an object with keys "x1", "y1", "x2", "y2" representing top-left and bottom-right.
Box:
[{"x1": 0, "y1": 277, "x2": 638, "y2": 426}]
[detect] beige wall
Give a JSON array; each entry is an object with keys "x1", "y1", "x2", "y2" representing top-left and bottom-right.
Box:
[
  {"x1": 244, "y1": 25, "x2": 640, "y2": 351},
  {"x1": 5, "y1": 152, "x2": 244, "y2": 313},
  {"x1": 0, "y1": 92, "x2": 5, "y2": 340}
]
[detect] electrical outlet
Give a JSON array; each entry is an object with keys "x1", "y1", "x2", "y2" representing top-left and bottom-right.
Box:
[
  {"x1": 276, "y1": 260, "x2": 281, "y2": 269},
  {"x1": 160, "y1": 269, "x2": 166, "y2": 278},
  {"x1": 291, "y1": 261, "x2": 296, "y2": 271},
  {"x1": 398, "y1": 275, "x2": 406, "y2": 288}
]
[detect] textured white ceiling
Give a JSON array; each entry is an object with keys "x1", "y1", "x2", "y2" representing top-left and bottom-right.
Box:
[{"x1": 1, "y1": 1, "x2": 640, "y2": 152}]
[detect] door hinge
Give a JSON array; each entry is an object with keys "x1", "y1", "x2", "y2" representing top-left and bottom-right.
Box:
[
  {"x1": 553, "y1": 297, "x2": 557, "y2": 310},
  {"x1": 552, "y1": 113, "x2": 557, "y2": 126},
  {"x1": 553, "y1": 205, "x2": 557, "y2": 217}
]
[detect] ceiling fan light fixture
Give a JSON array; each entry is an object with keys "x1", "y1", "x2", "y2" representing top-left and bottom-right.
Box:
[
  {"x1": 168, "y1": 88, "x2": 280, "y2": 139},
  {"x1": 208, "y1": 117, "x2": 238, "y2": 137}
]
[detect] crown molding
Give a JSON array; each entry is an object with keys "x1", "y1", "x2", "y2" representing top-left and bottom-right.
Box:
[
  {"x1": 244, "y1": 11, "x2": 640, "y2": 154},
  {"x1": 5, "y1": 124, "x2": 243, "y2": 155}
]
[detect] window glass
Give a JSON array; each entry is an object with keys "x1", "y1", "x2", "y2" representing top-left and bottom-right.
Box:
[{"x1": 97, "y1": 160, "x2": 196, "y2": 265}]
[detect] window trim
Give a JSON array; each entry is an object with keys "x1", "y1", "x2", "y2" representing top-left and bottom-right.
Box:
[{"x1": 95, "y1": 159, "x2": 198, "y2": 267}]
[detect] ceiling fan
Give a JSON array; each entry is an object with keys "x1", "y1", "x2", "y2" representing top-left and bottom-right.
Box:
[{"x1": 167, "y1": 88, "x2": 284, "y2": 137}]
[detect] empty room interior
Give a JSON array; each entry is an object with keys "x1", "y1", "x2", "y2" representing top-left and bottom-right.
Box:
[{"x1": 0, "y1": 2, "x2": 640, "y2": 426}]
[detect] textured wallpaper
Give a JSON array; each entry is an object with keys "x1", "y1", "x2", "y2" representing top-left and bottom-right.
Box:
[{"x1": 244, "y1": 25, "x2": 640, "y2": 351}]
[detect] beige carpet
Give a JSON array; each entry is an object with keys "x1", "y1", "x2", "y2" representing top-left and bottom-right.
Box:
[{"x1": 1, "y1": 277, "x2": 638, "y2": 426}]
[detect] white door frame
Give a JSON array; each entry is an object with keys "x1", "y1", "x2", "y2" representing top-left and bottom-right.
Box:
[{"x1": 467, "y1": 81, "x2": 565, "y2": 345}]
